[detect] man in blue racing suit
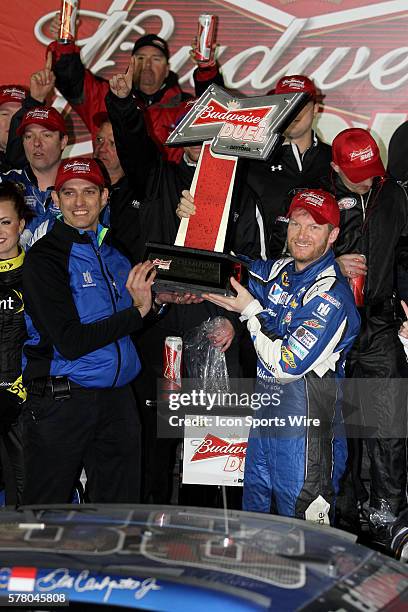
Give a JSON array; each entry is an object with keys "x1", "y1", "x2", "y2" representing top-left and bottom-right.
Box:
[{"x1": 206, "y1": 189, "x2": 360, "y2": 524}]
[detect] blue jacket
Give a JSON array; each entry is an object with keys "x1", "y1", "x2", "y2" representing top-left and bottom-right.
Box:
[{"x1": 22, "y1": 220, "x2": 142, "y2": 388}]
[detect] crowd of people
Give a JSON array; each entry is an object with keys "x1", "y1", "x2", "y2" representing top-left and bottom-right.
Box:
[{"x1": 0, "y1": 23, "x2": 408, "y2": 555}]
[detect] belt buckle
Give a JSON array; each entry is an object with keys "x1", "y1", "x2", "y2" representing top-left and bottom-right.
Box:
[{"x1": 51, "y1": 376, "x2": 71, "y2": 401}]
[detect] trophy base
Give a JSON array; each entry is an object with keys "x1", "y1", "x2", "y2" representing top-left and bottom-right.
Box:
[{"x1": 144, "y1": 243, "x2": 248, "y2": 296}]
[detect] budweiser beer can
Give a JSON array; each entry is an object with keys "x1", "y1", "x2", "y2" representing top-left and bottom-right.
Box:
[
  {"x1": 163, "y1": 336, "x2": 183, "y2": 385},
  {"x1": 195, "y1": 14, "x2": 217, "y2": 62},
  {"x1": 59, "y1": 0, "x2": 79, "y2": 43},
  {"x1": 349, "y1": 255, "x2": 366, "y2": 307}
]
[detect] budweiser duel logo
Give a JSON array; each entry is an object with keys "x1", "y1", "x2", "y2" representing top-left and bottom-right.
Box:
[
  {"x1": 191, "y1": 99, "x2": 275, "y2": 143},
  {"x1": 34, "y1": 1, "x2": 408, "y2": 143}
]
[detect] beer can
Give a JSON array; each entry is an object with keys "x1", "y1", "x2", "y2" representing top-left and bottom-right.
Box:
[
  {"x1": 349, "y1": 255, "x2": 366, "y2": 307},
  {"x1": 350, "y1": 274, "x2": 365, "y2": 307},
  {"x1": 163, "y1": 336, "x2": 183, "y2": 385},
  {"x1": 195, "y1": 14, "x2": 217, "y2": 62},
  {"x1": 59, "y1": 0, "x2": 79, "y2": 43}
]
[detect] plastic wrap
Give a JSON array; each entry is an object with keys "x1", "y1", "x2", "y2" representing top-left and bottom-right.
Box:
[{"x1": 184, "y1": 317, "x2": 230, "y2": 394}]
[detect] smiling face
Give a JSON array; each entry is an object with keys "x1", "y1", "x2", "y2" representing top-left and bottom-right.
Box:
[
  {"x1": 23, "y1": 124, "x2": 67, "y2": 175},
  {"x1": 0, "y1": 199, "x2": 25, "y2": 260},
  {"x1": 133, "y1": 45, "x2": 169, "y2": 95},
  {"x1": 287, "y1": 207, "x2": 339, "y2": 271},
  {"x1": 52, "y1": 179, "x2": 108, "y2": 233}
]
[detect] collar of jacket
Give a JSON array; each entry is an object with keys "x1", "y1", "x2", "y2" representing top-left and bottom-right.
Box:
[
  {"x1": 287, "y1": 249, "x2": 337, "y2": 284},
  {"x1": 0, "y1": 248, "x2": 24, "y2": 273},
  {"x1": 323, "y1": 170, "x2": 383, "y2": 199},
  {"x1": 24, "y1": 164, "x2": 54, "y2": 193},
  {"x1": 53, "y1": 217, "x2": 109, "y2": 247}
]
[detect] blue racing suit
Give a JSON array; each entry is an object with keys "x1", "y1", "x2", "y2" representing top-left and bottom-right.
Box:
[{"x1": 241, "y1": 250, "x2": 360, "y2": 522}]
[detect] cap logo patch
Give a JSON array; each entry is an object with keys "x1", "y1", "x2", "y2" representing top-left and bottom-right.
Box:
[
  {"x1": 2, "y1": 87, "x2": 25, "y2": 98},
  {"x1": 299, "y1": 192, "x2": 325, "y2": 207},
  {"x1": 349, "y1": 146, "x2": 373, "y2": 163},
  {"x1": 26, "y1": 109, "x2": 50, "y2": 120},
  {"x1": 281, "y1": 78, "x2": 305, "y2": 90},
  {"x1": 63, "y1": 161, "x2": 91, "y2": 173}
]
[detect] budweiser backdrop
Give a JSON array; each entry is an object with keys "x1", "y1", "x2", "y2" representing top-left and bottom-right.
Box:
[{"x1": 1, "y1": 0, "x2": 408, "y2": 158}]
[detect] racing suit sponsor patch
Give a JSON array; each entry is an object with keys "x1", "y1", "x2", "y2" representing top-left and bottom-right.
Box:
[
  {"x1": 293, "y1": 326, "x2": 318, "y2": 349},
  {"x1": 281, "y1": 346, "x2": 296, "y2": 368},
  {"x1": 316, "y1": 302, "x2": 331, "y2": 317},
  {"x1": 303, "y1": 319, "x2": 324, "y2": 329},
  {"x1": 268, "y1": 283, "x2": 283, "y2": 304},
  {"x1": 288, "y1": 336, "x2": 309, "y2": 360},
  {"x1": 321, "y1": 292, "x2": 341, "y2": 308}
]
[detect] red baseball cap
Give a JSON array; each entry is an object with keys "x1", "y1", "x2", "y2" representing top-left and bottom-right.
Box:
[
  {"x1": 332, "y1": 128, "x2": 385, "y2": 183},
  {"x1": 287, "y1": 189, "x2": 340, "y2": 227},
  {"x1": 0, "y1": 85, "x2": 27, "y2": 107},
  {"x1": 17, "y1": 106, "x2": 67, "y2": 136},
  {"x1": 54, "y1": 158, "x2": 106, "y2": 192},
  {"x1": 274, "y1": 75, "x2": 317, "y2": 99}
]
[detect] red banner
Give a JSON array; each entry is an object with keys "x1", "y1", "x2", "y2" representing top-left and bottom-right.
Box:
[{"x1": 1, "y1": 1, "x2": 407, "y2": 153}]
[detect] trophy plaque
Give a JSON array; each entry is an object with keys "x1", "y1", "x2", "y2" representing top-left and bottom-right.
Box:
[{"x1": 145, "y1": 84, "x2": 309, "y2": 296}]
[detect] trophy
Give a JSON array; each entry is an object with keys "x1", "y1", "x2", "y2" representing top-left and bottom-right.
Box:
[{"x1": 145, "y1": 84, "x2": 309, "y2": 296}]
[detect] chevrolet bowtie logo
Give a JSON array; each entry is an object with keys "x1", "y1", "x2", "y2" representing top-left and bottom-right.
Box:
[{"x1": 270, "y1": 164, "x2": 283, "y2": 171}]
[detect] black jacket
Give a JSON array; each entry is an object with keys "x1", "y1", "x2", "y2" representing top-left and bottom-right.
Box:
[
  {"x1": 322, "y1": 174, "x2": 408, "y2": 305},
  {"x1": 244, "y1": 134, "x2": 332, "y2": 257}
]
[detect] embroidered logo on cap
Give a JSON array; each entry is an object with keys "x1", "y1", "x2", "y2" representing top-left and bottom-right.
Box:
[
  {"x1": 63, "y1": 161, "x2": 91, "y2": 173},
  {"x1": 349, "y1": 146, "x2": 374, "y2": 163}
]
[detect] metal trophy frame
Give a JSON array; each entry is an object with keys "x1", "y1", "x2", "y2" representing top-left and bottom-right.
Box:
[{"x1": 145, "y1": 84, "x2": 309, "y2": 296}]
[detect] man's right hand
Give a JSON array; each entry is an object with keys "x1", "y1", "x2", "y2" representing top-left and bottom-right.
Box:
[
  {"x1": 336, "y1": 253, "x2": 367, "y2": 279},
  {"x1": 126, "y1": 261, "x2": 156, "y2": 317},
  {"x1": 109, "y1": 57, "x2": 136, "y2": 98},
  {"x1": 176, "y1": 189, "x2": 196, "y2": 219}
]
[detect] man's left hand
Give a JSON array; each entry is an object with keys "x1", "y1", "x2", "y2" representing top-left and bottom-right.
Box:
[
  {"x1": 203, "y1": 277, "x2": 253, "y2": 313},
  {"x1": 126, "y1": 261, "x2": 156, "y2": 317}
]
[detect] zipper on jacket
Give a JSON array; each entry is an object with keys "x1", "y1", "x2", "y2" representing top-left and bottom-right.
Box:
[{"x1": 92, "y1": 244, "x2": 122, "y2": 387}]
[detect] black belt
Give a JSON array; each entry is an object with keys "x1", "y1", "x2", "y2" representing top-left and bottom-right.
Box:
[{"x1": 27, "y1": 376, "x2": 84, "y2": 401}]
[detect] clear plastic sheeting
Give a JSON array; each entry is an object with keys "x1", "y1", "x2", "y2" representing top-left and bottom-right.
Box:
[{"x1": 184, "y1": 317, "x2": 230, "y2": 395}]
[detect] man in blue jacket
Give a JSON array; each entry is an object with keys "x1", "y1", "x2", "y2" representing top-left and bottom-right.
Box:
[
  {"x1": 22, "y1": 157, "x2": 157, "y2": 504},
  {"x1": 205, "y1": 189, "x2": 360, "y2": 524}
]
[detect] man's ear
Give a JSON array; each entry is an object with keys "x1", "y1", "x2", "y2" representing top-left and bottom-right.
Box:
[
  {"x1": 51, "y1": 190, "x2": 60, "y2": 209},
  {"x1": 328, "y1": 226, "x2": 340, "y2": 246},
  {"x1": 60, "y1": 134, "x2": 68, "y2": 151},
  {"x1": 100, "y1": 187, "x2": 109, "y2": 209},
  {"x1": 19, "y1": 217, "x2": 25, "y2": 234}
]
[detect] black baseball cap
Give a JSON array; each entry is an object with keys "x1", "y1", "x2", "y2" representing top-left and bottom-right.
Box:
[{"x1": 132, "y1": 34, "x2": 169, "y2": 60}]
